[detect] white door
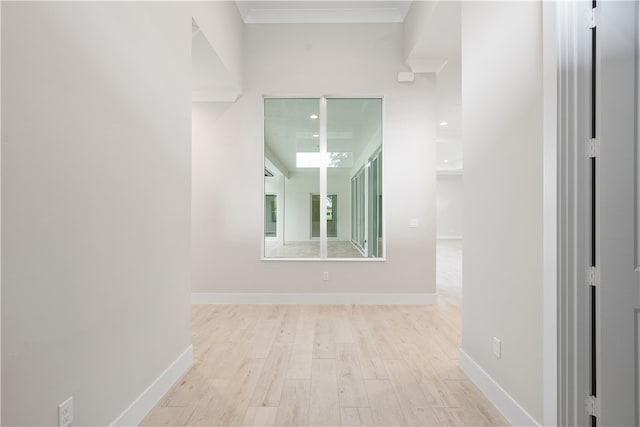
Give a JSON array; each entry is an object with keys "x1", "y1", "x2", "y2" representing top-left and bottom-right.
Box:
[{"x1": 597, "y1": 1, "x2": 640, "y2": 425}]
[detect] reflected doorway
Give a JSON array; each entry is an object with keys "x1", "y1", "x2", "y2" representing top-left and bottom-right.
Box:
[
  {"x1": 265, "y1": 194, "x2": 277, "y2": 237},
  {"x1": 311, "y1": 194, "x2": 338, "y2": 239}
]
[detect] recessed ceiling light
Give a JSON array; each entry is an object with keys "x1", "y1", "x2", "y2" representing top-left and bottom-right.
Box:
[
  {"x1": 440, "y1": 121, "x2": 448, "y2": 127},
  {"x1": 310, "y1": 114, "x2": 319, "y2": 120},
  {"x1": 443, "y1": 159, "x2": 449, "y2": 163},
  {"x1": 313, "y1": 134, "x2": 319, "y2": 138}
]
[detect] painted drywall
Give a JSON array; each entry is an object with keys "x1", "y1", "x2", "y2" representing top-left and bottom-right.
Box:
[
  {"x1": 192, "y1": 23, "x2": 436, "y2": 293},
  {"x1": 541, "y1": 3, "x2": 557, "y2": 424},
  {"x1": 461, "y1": 2, "x2": 543, "y2": 423},
  {"x1": 0, "y1": 0, "x2": 3, "y2": 421},
  {"x1": 403, "y1": 1, "x2": 437, "y2": 60},
  {"x1": 436, "y1": 175, "x2": 462, "y2": 238},
  {"x1": 2, "y1": 3, "x2": 192, "y2": 425},
  {"x1": 192, "y1": 25, "x2": 234, "y2": 101},
  {"x1": 405, "y1": 1, "x2": 461, "y2": 142},
  {"x1": 191, "y1": 2, "x2": 243, "y2": 98}
]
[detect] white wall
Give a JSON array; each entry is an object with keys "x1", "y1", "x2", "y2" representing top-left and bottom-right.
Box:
[
  {"x1": 461, "y1": 2, "x2": 543, "y2": 423},
  {"x1": 405, "y1": 1, "x2": 461, "y2": 142},
  {"x1": 192, "y1": 23, "x2": 436, "y2": 294},
  {"x1": 436, "y1": 56, "x2": 462, "y2": 142},
  {"x1": 281, "y1": 170, "x2": 352, "y2": 242},
  {"x1": 2, "y1": 3, "x2": 192, "y2": 425},
  {"x1": 191, "y1": 2, "x2": 243, "y2": 97},
  {"x1": 192, "y1": 28, "x2": 233, "y2": 101},
  {"x1": 403, "y1": 1, "x2": 437, "y2": 60},
  {"x1": 1, "y1": 0, "x2": 3, "y2": 420},
  {"x1": 436, "y1": 175, "x2": 462, "y2": 238}
]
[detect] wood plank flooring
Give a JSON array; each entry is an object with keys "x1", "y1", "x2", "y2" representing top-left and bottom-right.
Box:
[{"x1": 141, "y1": 240, "x2": 509, "y2": 426}]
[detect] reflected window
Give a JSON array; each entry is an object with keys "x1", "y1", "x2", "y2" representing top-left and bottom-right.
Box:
[
  {"x1": 350, "y1": 151, "x2": 382, "y2": 257},
  {"x1": 263, "y1": 97, "x2": 383, "y2": 259}
]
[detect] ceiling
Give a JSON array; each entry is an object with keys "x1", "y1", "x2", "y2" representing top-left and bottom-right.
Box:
[{"x1": 235, "y1": 1, "x2": 412, "y2": 24}]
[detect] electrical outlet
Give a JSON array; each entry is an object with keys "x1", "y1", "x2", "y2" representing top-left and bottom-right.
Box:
[
  {"x1": 409, "y1": 219, "x2": 419, "y2": 228},
  {"x1": 493, "y1": 337, "x2": 502, "y2": 359},
  {"x1": 58, "y1": 396, "x2": 73, "y2": 427},
  {"x1": 323, "y1": 272, "x2": 329, "y2": 281}
]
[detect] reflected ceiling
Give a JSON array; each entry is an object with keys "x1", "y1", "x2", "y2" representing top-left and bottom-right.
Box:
[{"x1": 264, "y1": 98, "x2": 382, "y2": 174}]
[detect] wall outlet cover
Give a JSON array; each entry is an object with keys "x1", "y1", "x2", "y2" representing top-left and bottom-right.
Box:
[
  {"x1": 493, "y1": 337, "x2": 502, "y2": 359},
  {"x1": 59, "y1": 396, "x2": 73, "y2": 427}
]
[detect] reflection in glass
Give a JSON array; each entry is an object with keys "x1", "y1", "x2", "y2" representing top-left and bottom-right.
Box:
[
  {"x1": 311, "y1": 195, "x2": 338, "y2": 238},
  {"x1": 264, "y1": 98, "x2": 320, "y2": 258},
  {"x1": 264, "y1": 194, "x2": 277, "y2": 237},
  {"x1": 328, "y1": 98, "x2": 383, "y2": 258},
  {"x1": 264, "y1": 97, "x2": 383, "y2": 259}
]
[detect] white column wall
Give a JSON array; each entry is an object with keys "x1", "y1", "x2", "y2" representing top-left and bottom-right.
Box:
[
  {"x1": 2, "y1": 3, "x2": 192, "y2": 425},
  {"x1": 461, "y1": 2, "x2": 544, "y2": 423},
  {"x1": 436, "y1": 174, "x2": 463, "y2": 239}
]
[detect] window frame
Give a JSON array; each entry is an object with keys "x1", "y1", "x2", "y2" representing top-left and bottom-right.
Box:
[{"x1": 261, "y1": 94, "x2": 386, "y2": 262}]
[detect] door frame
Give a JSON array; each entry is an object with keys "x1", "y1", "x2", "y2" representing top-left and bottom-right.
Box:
[
  {"x1": 543, "y1": 2, "x2": 560, "y2": 425},
  {"x1": 310, "y1": 193, "x2": 339, "y2": 240},
  {"x1": 555, "y1": 0, "x2": 600, "y2": 425}
]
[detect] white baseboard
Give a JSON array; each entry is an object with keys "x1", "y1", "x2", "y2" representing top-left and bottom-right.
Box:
[
  {"x1": 111, "y1": 345, "x2": 193, "y2": 427},
  {"x1": 458, "y1": 349, "x2": 539, "y2": 426},
  {"x1": 436, "y1": 235, "x2": 463, "y2": 240},
  {"x1": 192, "y1": 292, "x2": 438, "y2": 305}
]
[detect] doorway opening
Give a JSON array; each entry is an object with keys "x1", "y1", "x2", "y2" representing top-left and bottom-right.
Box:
[{"x1": 311, "y1": 194, "x2": 338, "y2": 239}]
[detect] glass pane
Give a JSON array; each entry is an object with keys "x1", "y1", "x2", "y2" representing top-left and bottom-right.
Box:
[
  {"x1": 311, "y1": 195, "x2": 338, "y2": 238},
  {"x1": 368, "y1": 153, "x2": 383, "y2": 257},
  {"x1": 327, "y1": 194, "x2": 337, "y2": 238},
  {"x1": 327, "y1": 98, "x2": 383, "y2": 258},
  {"x1": 351, "y1": 170, "x2": 366, "y2": 253},
  {"x1": 377, "y1": 153, "x2": 383, "y2": 255},
  {"x1": 311, "y1": 194, "x2": 320, "y2": 238},
  {"x1": 264, "y1": 98, "x2": 320, "y2": 258},
  {"x1": 265, "y1": 194, "x2": 277, "y2": 237}
]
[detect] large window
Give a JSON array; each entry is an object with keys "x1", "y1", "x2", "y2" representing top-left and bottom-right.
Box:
[{"x1": 263, "y1": 97, "x2": 383, "y2": 259}]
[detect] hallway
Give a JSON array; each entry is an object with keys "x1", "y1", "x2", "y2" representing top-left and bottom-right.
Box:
[{"x1": 141, "y1": 241, "x2": 507, "y2": 426}]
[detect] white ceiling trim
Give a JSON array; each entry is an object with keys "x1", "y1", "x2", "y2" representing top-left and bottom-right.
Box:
[
  {"x1": 236, "y1": 1, "x2": 412, "y2": 24},
  {"x1": 242, "y1": 8, "x2": 404, "y2": 23}
]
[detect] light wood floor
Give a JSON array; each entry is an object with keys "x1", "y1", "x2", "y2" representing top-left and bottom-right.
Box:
[{"x1": 141, "y1": 240, "x2": 508, "y2": 427}]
